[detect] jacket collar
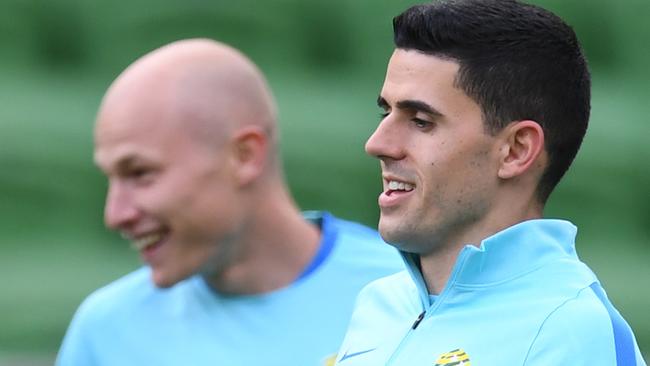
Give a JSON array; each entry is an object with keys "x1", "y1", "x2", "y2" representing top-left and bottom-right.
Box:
[{"x1": 400, "y1": 219, "x2": 579, "y2": 308}]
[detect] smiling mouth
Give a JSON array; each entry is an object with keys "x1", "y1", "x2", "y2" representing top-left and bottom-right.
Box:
[
  {"x1": 130, "y1": 232, "x2": 165, "y2": 251},
  {"x1": 386, "y1": 179, "x2": 415, "y2": 196}
]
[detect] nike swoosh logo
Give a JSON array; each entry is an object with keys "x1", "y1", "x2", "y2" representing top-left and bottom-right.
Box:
[{"x1": 339, "y1": 348, "x2": 376, "y2": 362}]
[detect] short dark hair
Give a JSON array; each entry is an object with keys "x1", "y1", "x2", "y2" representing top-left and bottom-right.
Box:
[{"x1": 393, "y1": 0, "x2": 591, "y2": 202}]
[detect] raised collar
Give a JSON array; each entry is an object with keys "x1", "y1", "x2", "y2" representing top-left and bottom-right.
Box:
[{"x1": 401, "y1": 219, "x2": 578, "y2": 308}]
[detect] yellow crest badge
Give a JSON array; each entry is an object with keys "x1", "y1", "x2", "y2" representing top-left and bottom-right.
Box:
[
  {"x1": 434, "y1": 348, "x2": 471, "y2": 365},
  {"x1": 322, "y1": 353, "x2": 337, "y2": 366}
]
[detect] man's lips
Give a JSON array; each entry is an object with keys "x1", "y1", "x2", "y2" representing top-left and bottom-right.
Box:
[
  {"x1": 134, "y1": 233, "x2": 169, "y2": 264},
  {"x1": 120, "y1": 229, "x2": 170, "y2": 266},
  {"x1": 383, "y1": 175, "x2": 416, "y2": 194},
  {"x1": 379, "y1": 177, "x2": 416, "y2": 207},
  {"x1": 385, "y1": 179, "x2": 415, "y2": 195},
  {"x1": 121, "y1": 230, "x2": 169, "y2": 254}
]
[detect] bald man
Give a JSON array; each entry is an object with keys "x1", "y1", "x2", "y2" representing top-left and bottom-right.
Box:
[{"x1": 56, "y1": 39, "x2": 402, "y2": 366}]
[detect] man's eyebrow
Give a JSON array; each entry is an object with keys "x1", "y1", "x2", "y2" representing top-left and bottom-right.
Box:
[
  {"x1": 377, "y1": 96, "x2": 443, "y2": 117},
  {"x1": 377, "y1": 95, "x2": 389, "y2": 109},
  {"x1": 396, "y1": 99, "x2": 443, "y2": 117},
  {"x1": 94, "y1": 153, "x2": 140, "y2": 172}
]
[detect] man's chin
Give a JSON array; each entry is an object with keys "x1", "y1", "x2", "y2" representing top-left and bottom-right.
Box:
[
  {"x1": 378, "y1": 226, "x2": 407, "y2": 249},
  {"x1": 378, "y1": 217, "x2": 405, "y2": 243},
  {"x1": 150, "y1": 269, "x2": 182, "y2": 289},
  {"x1": 378, "y1": 221, "x2": 425, "y2": 253}
]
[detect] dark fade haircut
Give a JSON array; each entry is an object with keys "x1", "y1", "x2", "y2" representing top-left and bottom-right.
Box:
[{"x1": 393, "y1": 0, "x2": 591, "y2": 203}]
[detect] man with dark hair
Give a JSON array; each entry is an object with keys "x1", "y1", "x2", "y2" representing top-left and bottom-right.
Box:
[
  {"x1": 335, "y1": 1, "x2": 646, "y2": 365},
  {"x1": 56, "y1": 39, "x2": 403, "y2": 366}
]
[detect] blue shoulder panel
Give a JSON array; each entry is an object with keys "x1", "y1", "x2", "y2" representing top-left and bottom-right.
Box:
[{"x1": 589, "y1": 282, "x2": 636, "y2": 366}]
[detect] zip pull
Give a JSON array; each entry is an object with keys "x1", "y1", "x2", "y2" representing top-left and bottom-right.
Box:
[{"x1": 411, "y1": 311, "x2": 425, "y2": 329}]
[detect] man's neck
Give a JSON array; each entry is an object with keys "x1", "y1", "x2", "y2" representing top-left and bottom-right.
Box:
[
  {"x1": 205, "y1": 190, "x2": 321, "y2": 295},
  {"x1": 418, "y1": 205, "x2": 543, "y2": 295}
]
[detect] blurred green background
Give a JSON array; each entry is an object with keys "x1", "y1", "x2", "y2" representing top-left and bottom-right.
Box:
[{"x1": 0, "y1": 0, "x2": 648, "y2": 363}]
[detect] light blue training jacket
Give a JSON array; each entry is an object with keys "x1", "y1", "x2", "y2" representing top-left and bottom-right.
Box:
[
  {"x1": 56, "y1": 212, "x2": 403, "y2": 366},
  {"x1": 336, "y1": 219, "x2": 647, "y2": 365}
]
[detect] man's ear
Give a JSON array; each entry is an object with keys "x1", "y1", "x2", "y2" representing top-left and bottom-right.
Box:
[
  {"x1": 229, "y1": 126, "x2": 268, "y2": 186},
  {"x1": 497, "y1": 120, "x2": 545, "y2": 179}
]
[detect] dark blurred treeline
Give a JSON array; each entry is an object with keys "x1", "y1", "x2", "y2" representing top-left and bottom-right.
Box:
[{"x1": 2, "y1": 0, "x2": 648, "y2": 75}]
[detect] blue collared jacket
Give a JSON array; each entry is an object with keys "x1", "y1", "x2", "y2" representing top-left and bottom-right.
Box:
[{"x1": 336, "y1": 220, "x2": 646, "y2": 365}]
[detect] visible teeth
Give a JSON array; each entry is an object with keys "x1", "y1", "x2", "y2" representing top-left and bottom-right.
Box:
[
  {"x1": 388, "y1": 180, "x2": 414, "y2": 191},
  {"x1": 130, "y1": 233, "x2": 162, "y2": 251}
]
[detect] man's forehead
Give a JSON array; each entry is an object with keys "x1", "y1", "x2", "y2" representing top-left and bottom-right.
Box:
[
  {"x1": 387, "y1": 49, "x2": 459, "y2": 77},
  {"x1": 94, "y1": 115, "x2": 154, "y2": 154},
  {"x1": 93, "y1": 110, "x2": 179, "y2": 171},
  {"x1": 379, "y1": 49, "x2": 483, "y2": 123},
  {"x1": 93, "y1": 138, "x2": 160, "y2": 170},
  {"x1": 382, "y1": 50, "x2": 461, "y2": 96}
]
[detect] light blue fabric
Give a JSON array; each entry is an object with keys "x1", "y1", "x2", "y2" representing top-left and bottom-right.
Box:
[
  {"x1": 336, "y1": 219, "x2": 647, "y2": 366},
  {"x1": 56, "y1": 212, "x2": 403, "y2": 366}
]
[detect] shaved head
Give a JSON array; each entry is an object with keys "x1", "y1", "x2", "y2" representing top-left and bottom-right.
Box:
[
  {"x1": 96, "y1": 38, "x2": 278, "y2": 152},
  {"x1": 91, "y1": 38, "x2": 322, "y2": 294},
  {"x1": 93, "y1": 39, "x2": 289, "y2": 288}
]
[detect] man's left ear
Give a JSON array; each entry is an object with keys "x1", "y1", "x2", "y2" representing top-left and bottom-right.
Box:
[
  {"x1": 230, "y1": 126, "x2": 268, "y2": 186},
  {"x1": 497, "y1": 120, "x2": 545, "y2": 179}
]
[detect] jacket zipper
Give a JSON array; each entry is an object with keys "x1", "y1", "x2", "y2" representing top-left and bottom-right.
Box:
[
  {"x1": 385, "y1": 310, "x2": 427, "y2": 365},
  {"x1": 384, "y1": 247, "x2": 471, "y2": 365},
  {"x1": 411, "y1": 311, "x2": 425, "y2": 329}
]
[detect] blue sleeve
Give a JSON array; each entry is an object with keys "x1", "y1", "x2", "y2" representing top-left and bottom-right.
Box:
[{"x1": 524, "y1": 286, "x2": 646, "y2": 365}]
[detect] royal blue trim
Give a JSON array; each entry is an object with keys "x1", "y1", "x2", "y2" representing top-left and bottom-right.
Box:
[
  {"x1": 590, "y1": 282, "x2": 636, "y2": 366},
  {"x1": 296, "y1": 212, "x2": 338, "y2": 281}
]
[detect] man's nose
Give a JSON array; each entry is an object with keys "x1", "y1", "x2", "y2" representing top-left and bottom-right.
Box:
[
  {"x1": 365, "y1": 117, "x2": 405, "y2": 161},
  {"x1": 104, "y1": 182, "x2": 140, "y2": 230}
]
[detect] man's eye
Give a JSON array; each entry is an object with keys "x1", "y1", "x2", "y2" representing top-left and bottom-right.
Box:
[
  {"x1": 412, "y1": 118, "x2": 432, "y2": 129},
  {"x1": 379, "y1": 111, "x2": 390, "y2": 120},
  {"x1": 127, "y1": 167, "x2": 154, "y2": 182},
  {"x1": 131, "y1": 168, "x2": 148, "y2": 177}
]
